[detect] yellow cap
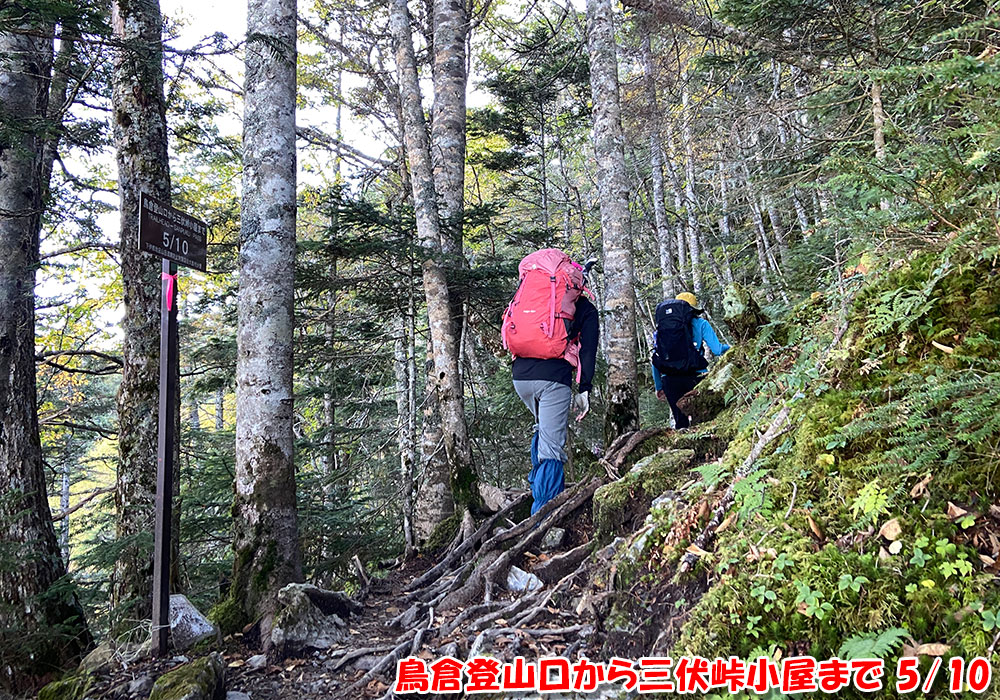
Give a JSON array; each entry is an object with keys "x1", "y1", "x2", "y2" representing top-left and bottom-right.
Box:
[{"x1": 676, "y1": 292, "x2": 699, "y2": 308}]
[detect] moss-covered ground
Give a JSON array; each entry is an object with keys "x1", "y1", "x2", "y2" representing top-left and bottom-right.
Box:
[{"x1": 605, "y1": 248, "x2": 1000, "y2": 699}]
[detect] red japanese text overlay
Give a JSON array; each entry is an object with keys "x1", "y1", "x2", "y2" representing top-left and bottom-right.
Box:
[{"x1": 393, "y1": 655, "x2": 994, "y2": 694}]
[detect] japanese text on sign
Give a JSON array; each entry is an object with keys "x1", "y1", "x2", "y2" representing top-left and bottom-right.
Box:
[
  {"x1": 393, "y1": 655, "x2": 993, "y2": 694},
  {"x1": 138, "y1": 192, "x2": 208, "y2": 271}
]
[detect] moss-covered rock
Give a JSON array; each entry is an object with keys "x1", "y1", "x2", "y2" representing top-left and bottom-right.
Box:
[
  {"x1": 148, "y1": 653, "x2": 224, "y2": 700},
  {"x1": 37, "y1": 673, "x2": 91, "y2": 700},
  {"x1": 722, "y1": 282, "x2": 768, "y2": 341},
  {"x1": 270, "y1": 583, "x2": 360, "y2": 658},
  {"x1": 593, "y1": 449, "x2": 694, "y2": 540},
  {"x1": 77, "y1": 640, "x2": 115, "y2": 674}
]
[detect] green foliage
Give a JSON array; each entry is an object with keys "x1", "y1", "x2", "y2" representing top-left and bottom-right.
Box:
[{"x1": 838, "y1": 628, "x2": 909, "y2": 661}]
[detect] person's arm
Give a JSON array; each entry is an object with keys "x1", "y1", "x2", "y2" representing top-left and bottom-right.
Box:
[
  {"x1": 693, "y1": 317, "x2": 730, "y2": 356},
  {"x1": 576, "y1": 298, "x2": 599, "y2": 393}
]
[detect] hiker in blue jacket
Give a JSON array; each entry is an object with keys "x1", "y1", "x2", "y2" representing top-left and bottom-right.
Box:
[{"x1": 651, "y1": 292, "x2": 730, "y2": 429}]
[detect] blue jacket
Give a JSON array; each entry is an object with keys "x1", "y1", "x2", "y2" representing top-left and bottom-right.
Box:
[
  {"x1": 513, "y1": 296, "x2": 599, "y2": 392},
  {"x1": 651, "y1": 317, "x2": 730, "y2": 391}
]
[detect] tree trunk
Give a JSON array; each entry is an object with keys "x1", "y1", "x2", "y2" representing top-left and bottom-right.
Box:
[
  {"x1": 232, "y1": 0, "x2": 303, "y2": 645},
  {"x1": 110, "y1": 0, "x2": 177, "y2": 626},
  {"x1": 430, "y1": 0, "x2": 478, "y2": 510},
  {"x1": 390, "y1": 0, "x2": 474, "y2": 539},
  {"x1": 679, "y1": 84, "x2": 703, "y2": 294},
  {"x1": 0, "y1": 23, "x2": 90, "y2": 690},
  {"x1": 871, "y1": 80, "x2": 890, "y2": 211},
  {"x1": 716, "y1": 164, "x2": 735, "y2": 284},
  {"x1": 662, "y1": 136, "x2": 688, "y2": 288},
  {"x1": 642, "y1": 31, "x2": 676, "y2": 299},
  {"x1": 394, "y1": 317, "x2": 416, "y2": 553},
  {"x1": 586, "y1": 0, "x2": 640, "y2": 439},
  {"x1": 215, "y1": 386, "x2": 224, "y2": 430}
]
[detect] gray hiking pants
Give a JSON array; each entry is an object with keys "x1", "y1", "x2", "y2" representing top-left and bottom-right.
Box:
[{"x1": 513, "y1": 379, "x2": 572, "y2": 463}]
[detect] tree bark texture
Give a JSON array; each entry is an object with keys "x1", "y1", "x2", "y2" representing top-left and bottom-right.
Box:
[
  {"x1": 430, "y1": 0, "x2": 468, "y2": 253},
  {"x1": 232, "y1": 0, "x2": 303, "y2": 644},
  {"x1": 642, "y1": 31, "x2": 676, "y2": 299},
  {"x1": 585, "y1": 0, "x2": 640, "y2": 440},
  {"x1": 0, "y1": 24, "x2": 90, "y2": 691},
  {"x1": 390, "y1": 0, "x2": 475, "y2": 540},
  {"x1": 679, "y1": 84, "x2": 703, "y2": 295},
  {"x1": 110, "y1": 0, "x2": 176, "y2": 624}
]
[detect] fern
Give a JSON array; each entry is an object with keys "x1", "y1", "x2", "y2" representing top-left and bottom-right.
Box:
[{"x1": 838, "y1": 628, "x2": 909, "y2": 660}]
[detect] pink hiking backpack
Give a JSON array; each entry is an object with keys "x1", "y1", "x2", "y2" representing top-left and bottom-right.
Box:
[{"x1": 501, "y1": 249, "x2": 586, "y2": 381}]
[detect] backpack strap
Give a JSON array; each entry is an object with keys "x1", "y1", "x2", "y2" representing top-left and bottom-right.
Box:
[{"x1": 547, "y1": 275, "x2": 557, "y2": 338}]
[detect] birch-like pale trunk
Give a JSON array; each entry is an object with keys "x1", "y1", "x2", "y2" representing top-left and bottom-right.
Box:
[
  {"x1": 232, "y1": 0, "x2": 303, "y2": 642},
  {"x1": 215, "y1": 386, "x2": 225, "y2": 430},
  {"x1": 679, "y1": 84, "x2": 703, "y2": 295},
  {"x1": 0, "y1": 23, "x2": 90, "y2": 688},
  {"x1": 390, "y1": 0, "x2": 474, "y2": 540},
  {"x1": 662, "y1": 135, "x2": 688, "y2": 286},
  {"x1": 110, "y1": 0, "x2": 179, "y2": 623},
  {"x1": 716, "y1": 164, "x2": 735, "y2": 284},
  {"x1": 393, "y1": 317, "x2": 415, "y2": 553},
  {"x1": 431, "y1": 0, "x2": 469, "y2": 244},
  {"x1": 642, "y1": 31, "x2": 676, "y2": 299},
  {"x1": 586, "y1": 0, "x2": 640, "y2": 439},
  {"x1": 871, "y1": 81, "x2": 890, "y2": 211}
]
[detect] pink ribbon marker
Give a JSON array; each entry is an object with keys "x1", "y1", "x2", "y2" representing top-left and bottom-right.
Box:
[{"x1": 162, "y1": 272, "x2": 178, "y2": 311}]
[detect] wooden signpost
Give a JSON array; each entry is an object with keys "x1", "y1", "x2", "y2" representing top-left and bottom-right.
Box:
[{"x1": 138, "y1": 192, "x2": 208, "y2": 656}]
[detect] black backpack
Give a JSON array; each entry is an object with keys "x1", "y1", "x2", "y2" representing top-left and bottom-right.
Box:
[{"x1": 651, "y1": 299, "x2": 709, "y2": 375}]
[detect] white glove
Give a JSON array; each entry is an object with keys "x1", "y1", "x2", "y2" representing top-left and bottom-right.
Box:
[{"x1": 573, "y1": 391, "x2": 590, "y2": 422}]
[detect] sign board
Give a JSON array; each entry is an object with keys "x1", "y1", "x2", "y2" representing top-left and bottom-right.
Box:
[{"x1": 138, "y1": 192, "x2": 208, "y2": 272}]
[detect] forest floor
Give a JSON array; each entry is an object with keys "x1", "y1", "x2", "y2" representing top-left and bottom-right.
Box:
[{"x1": 226, "y1": 503, "x2": 603, "y2": 700}]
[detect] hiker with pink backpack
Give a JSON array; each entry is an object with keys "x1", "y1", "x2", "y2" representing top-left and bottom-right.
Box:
[{"x1": 501, "y1": 249, "x2": 599, "y2": 514}]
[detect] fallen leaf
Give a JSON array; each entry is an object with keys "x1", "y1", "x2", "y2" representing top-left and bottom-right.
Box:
[
  {"x1": 915, "y1": 643, "x2": 951, "y2": 656},
  {"x1": 910, "y1": 473, "x2": 933, "y2": 499},
  {"x1": 901, "y1": 644, "x2": 918, "y2": 658},
  {"x1": 807, "y1": 515, "x2": 824, "y2": 540},
  {"x1": 980, "y1": 554, "x2": 996, "y2": 566},
  {"x1": 717, "y1": 512, "x2": 737, "y2": 533},
  {"x1": 879, "y1": 518, "x2": 902, "y2": 541},
  {"x1": 947, "y1": 502, "x2": 968, "y2": 520},
  {"x1": 228, "y1": 659, "x2": 245, "y2": 668},
  {"x1": 930, "y1": 340, "x2": 955, "y2": 354},
  {"x1": 888, "y1": 541, "x2": 903, "y2": 555},
  {"x1": 418, "y1": 649, "x2": 434, "y2": 660},
  {"x1": 879, "y1": 546, "x2": 891, "y2": 561},
  {"x1": 686, "y1": 543, "x2": 710, "y2": 557}
]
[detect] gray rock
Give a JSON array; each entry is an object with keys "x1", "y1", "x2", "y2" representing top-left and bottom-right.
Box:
[
  {"x1": 437, "y1": 642, "x2": 459, "y2": 657},
  {"x1": 506, "y1": 565, "x2": 543, "y2": 593},
  {"x1": 128, "y1": 675, "x2": 155, "y2": 696},
  {"x1": 270, "y1": 583, "x2": 352, "y2": 657},
  {"x1": 149, "y1": 653, "x2": 225, "y2": 700},
  {"x1": 226, "y1": 693, "x2": 251, "y2": 700},
  {"x1": 79, "y1": 640, "x2": 116, "y2": 674},
  {"x1": 540, "y1": 527, "x2": 566, "y2": 551},
  {"x1": 169, "y1": 595, "x2": 219, "y2": 652},
  {"x1": 245, "y1": 654, "x2": 267, "y2": 671}
]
